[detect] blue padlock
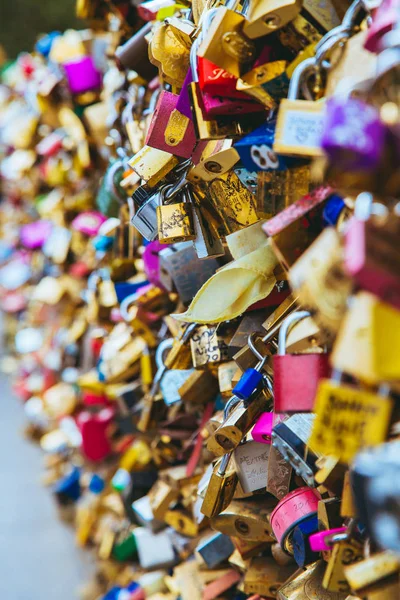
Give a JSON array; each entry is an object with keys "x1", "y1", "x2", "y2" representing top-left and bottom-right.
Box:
[
  {"x1": 53, "y1": 466, "x2": 81, "y2": 503},
  {"x1": 93, "y1": 235, "x2": 114, "y2": 252},
  {"x1": 35, "y1": 31, "x2": 61, "y2": 57},
  {"x1": 234, "y1": 121, "x2": 298, "y2": 172},
  {"x1": 292, "y1": 514, "x2": 320, "y2": 568},
  {"x1": 232, "y1": 333, "x2": 269, "y2": 401},
  {"x1": 323, "y1": 194, "x2": 346, "y2": 226}
]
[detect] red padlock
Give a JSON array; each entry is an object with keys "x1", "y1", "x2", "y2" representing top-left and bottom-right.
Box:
[
  {"x1": 273, "y1": 311, "x2": 331, "y2": 412},
  {"x1": 198, "y1": 57, "x2": 246, "y2": 98},
  {"x1": 77, "y1": 407, "x2": 114, "y2": 462},
  {"x1": 145, "y1": 90, "x2": 197, "y2": 159}
]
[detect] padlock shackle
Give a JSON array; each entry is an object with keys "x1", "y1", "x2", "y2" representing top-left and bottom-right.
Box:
[
  {"x1": 155, "y1": 337, "x2": 174, "y2": 370},
  {"x1": 224, "y1": 395, "x2": 241, "y2": 419},
  {"x1": 105, "y1": 159, "x2": 127, "y2": 205},
  {"x1": 217, "y1": 451, "x2": 232, "y2": 475},
  {"x1": 120, "y1": 291, "x2": 139, "y2": 321},
  {"x1": 287, "y1": 58, "x2": 317, "y2": 100},
  {"x1": 277, "y1": 310, "x2": 311, "y2": 355}
]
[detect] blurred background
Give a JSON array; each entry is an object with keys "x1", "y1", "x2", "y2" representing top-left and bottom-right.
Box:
[{"x1": 1, "y1": 0, "x2": 80, "y2": 58}]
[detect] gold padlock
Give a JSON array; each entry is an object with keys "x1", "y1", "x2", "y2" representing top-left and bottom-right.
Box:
[
  {"x1": 156, "y1": 185, "x2": 195, "y2": 244},
  {"x1": 210, "y1": 497, "x2": 276, "y2": 541},
  {"x1": 201, "y1": 453, "x2": 238, "y2": 518}
]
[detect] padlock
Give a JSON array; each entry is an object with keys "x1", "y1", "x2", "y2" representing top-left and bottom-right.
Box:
[
  {"x1": 344, "y1": 551, "x2": 400, "y2": 597},
  {"x1": 190, "y1": 324, "x2": 230, "y2": 368},
  {"x1": 344, "y1": 195, "x2": 400, "y2": 311},
  {"x1": 309, "y1": 371, "x2": 394, "y2": 465},
  {"x1": 63, "y1": 55, "x2": 102, "y2": 95},
  {"x1": 270, "y1": 487, "x2": 320, "y2": 554},
  {"x1": 190, "y1": 192, "x2": 225, "y2": 259},
  {"x1": 234, "y1": 120, "x2": 296, "y2": 172},
  {"x1": 205, "y1": 169, "x2": 260, "y2": 235},
  {"x1": 251, "y1": 411, "x2": 274, "y2": 444},
  {"x1": 149, "y1": 20, "x2": 191, "y2": 87},
  {"x1": 232, "y1": 335, "x2": 270, "y2": 401},
  {"x1": 273, "y1": 311, "x2": 331, "y2": 412},
  {"x1": 200, "y1": 451, "x2": 238, "y2": 518},
  {"x1": 197, "y1": 0, "x2": 257, "y2": 78},
  {"x1": 331, "y1": 291, "x2": 400, "y2": 384},
  {"x1": 243, "y1": 556, "x2": 296, "y2": 597},
  {"x1": 321, "y1": 531, "x2": 364, "y2": 593},
  {"x1": 274, "y1": 57, "x2": 325, "y2": 157},
  {"x1": 196, "y1": 532, "x2": 235, "y2": 568},
  {"x1": 320, "y1": 97, "x2": 387, "y2": 172},
  {"x1": 210, "y1": 497, "x2": 276, "y2": 541},
  {"x1": 76, "y1": 407, "x2": 114, "y2": 462},
  {"x1": 278, "y1": 559, "x2": 349, "y2": 600},
  {"x1": 291, "y1": 515, "x2": 320, "y2": 567},
  {"x1": 207, "y1": 391, "x2": 270, "y2": 456},
  {"x1": 115, "y1": 23, "x2": 159, "y2": 81},
  {"x1": 130, "y1": 185, "x2": 162, "y2": 242},
  {"x1": 271, "y1": 413, "x2": 319, "y2": 487},
  {"x1": 188, "y1": 144, "x2": 240, "y2": 183},
  {"x1": 289, "y1": 226, "x2": 353, "y2": 334},
  {"x1": 232, "y1": 439, "x2": 270, "y2": 493},
  {"x1": 133, "y1": 527, "x2": 176, "y2": 570},
  {"x1": 364, "y1": 0, "x2": 399, "y2": 53},
  {"x1": 128, "y1": 146, "x2": 179, "y2": 188},
  {"x1": 145, "y1": 91, "x2": 197, "y2": 159},
  {"x1": 198, "y1": 57, "x2": 247, "y2": 98},
  {"x1": 158, "y1": 241, "x2": 219, "y2": 305},
  {"x1": 189, "y1": 40, "x2": 265, "y2": 140},
  {"x1": 156, "y1": 182, "x2": 196, "y2": 244},
  {"x1": 243, "y1": 0, "x2": 303, "y2": 39}
]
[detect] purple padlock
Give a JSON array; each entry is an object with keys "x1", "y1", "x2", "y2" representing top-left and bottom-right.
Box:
[
  {"x1": 20, "y1": 220, "x2": 53, "y2": 249},
  {"x1": 142, "y1": 240, "x2": 165, "y2": 289},
  {"x1": 71, "y1": 211, "x2": 107, "y2": 236},
  {"x1": 63, "y1": 56, "x2": 102, "y2": 95},
  {"x1": 320, "y1": 97, "x2": 386, "y2": 171},
  {"x1": 176, "y1": 68, "x2": 194, "y2": 120}
]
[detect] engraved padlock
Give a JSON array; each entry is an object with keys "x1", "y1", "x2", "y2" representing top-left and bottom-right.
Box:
[
  {"x1": 156, "y1": 177, "x2": 196, "y2": 245},
  {"x1": 274, "y1": 57, "x2": 325, "y2": 157}
]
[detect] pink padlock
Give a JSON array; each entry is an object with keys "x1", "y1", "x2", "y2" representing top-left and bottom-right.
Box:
[
  {"x1": 364, "y1": 0, "x2": 400, "y2": 53},
  {"x1": 251, "y1": 412, "x2": 274, "y2": 444},
  {"x1": 309, "y1": 527, "x2": 347, "y2": 552},
  {"x1": 145, "y1": 90, "x2": 197, "y2": 159},
  {"x1": 199, "y1": 89, "x2": 266, "y2": 119},
  {"x1": 63, "y1": 56, "x2": 102, "y2": 95},
  {"x1": 270, "y1": 487, "x2": 319, "y2": 549},
  {"x1": 142, "y1": 240, "x2": 165, "y2": 288},
  {"x1": 20, "y1": 220, "x2": 53, "y2": 249},
  {"x1": 76, "y1": 407, "x2": 114, "y2": 462},
  {"x1": 71, "y1": 211, "x2": 107, "y2": 236},
  {"x1": 344, "y1": 194, "x2": 400, "y2": 310}
]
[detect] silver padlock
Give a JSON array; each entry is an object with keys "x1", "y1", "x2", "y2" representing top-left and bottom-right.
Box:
[
  {"x1": 131, "y1": 495, "x2": 165, "y2": 533},
  {"x1": 196, "y1": 531, "x2": 235, "y2": 568},
  {"x1": 159, "y1": 241, "x2": 220, "y2": 304},
  {"x1": 233, "y1": 439, "x2": 270, "y2": 494},
  {"x1": 156, "y1": 338, "x2": 194, "y2": 406},
  {"x1": 133, "y1": 527, "x2": 176, "y2": 570},
  {"x1": 271, "y1": 413, "x2": 318, "y2": 487},
  {"x1": 130, "y1": 185, "x2": 161, "y2": 241}
]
